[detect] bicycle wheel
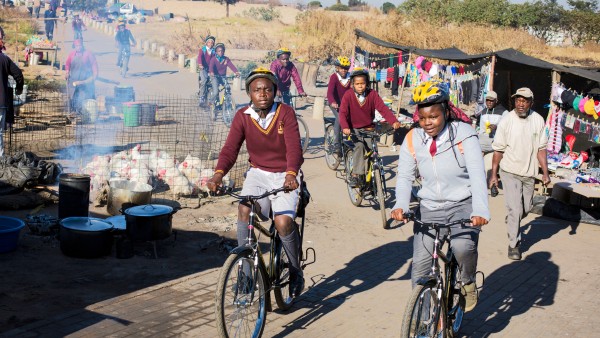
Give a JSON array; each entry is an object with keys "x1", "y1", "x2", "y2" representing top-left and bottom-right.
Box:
[
  {"x1": 446, "y1": 260, "x2": 465, "y2": 337},
  {"x1": 297, "y1": 116, "x2": 310, "y2": 154},
  {"x1": 273, "y1": 239, "x2": 294, "y2": 311},
  {"x1": 374, "y1": 169, "x2": 387, "y2": 228},
  {"x1": 223, "y1": 95, "x2": 236, "y2": 127},
  {"x1": 400, "y1": 284, "x2": 445, "y2": 338},
  {"x1": 344, "y1": 149, "x2": 363, "y2": 206},
  {"x1": 324, "y1": 125, "x2": 340, "y2": 170},
  {"x1": 215, "y1": 253, "x2": 267, "y2": 338}
]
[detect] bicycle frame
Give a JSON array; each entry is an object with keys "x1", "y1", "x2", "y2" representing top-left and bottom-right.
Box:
[{"x1": 353, "y1": 128, "x2": 390, "y2": 195}]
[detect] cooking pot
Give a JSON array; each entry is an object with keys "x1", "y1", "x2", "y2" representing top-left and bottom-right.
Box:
[
  {"x1": 107, "y1": 179, "x2": 153, "y2": 216},
  {"x1": 123, "y1": 204, "x2": 176, "y2": 241},
  {"x1": 59, "y1": 217, "x2": 114, "y2": 258}
]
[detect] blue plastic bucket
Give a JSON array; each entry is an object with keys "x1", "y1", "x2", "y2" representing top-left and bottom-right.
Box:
[{"x1": 0, "y1": 216, "x2": 26, "y2": 253}]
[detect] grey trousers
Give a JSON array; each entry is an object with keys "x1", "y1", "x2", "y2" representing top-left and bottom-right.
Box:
[
  {"x1": 499, "y1": 169, "x2": 535, "y2": 248},
  {"x1": 210, "y1": 75, "x2": 225, "y2": 104},
  {"x1": 351, "y1": 132, "x2": 373, "y2": 176},
  {"x1": 412, "y1": 199, "x2": 480, "y2": 287},
  {"x1": 198, "y1": 68, "x2": 209, "y2": 100}
]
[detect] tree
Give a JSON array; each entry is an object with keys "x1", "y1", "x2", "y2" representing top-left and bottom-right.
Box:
[
  {"x1": 217, "y1": 0, "x2": 238, "y2": 18},
  {"x1": 308, "y1": 1, "x2": 322, "y2": 8},
  {"x1": 381, "y1": 2, "x2": 396, "y2": 14},
  {"x1": 70, "y1": 0, "x2": 108, "y2": 11},
  {"x1": 513, "y1": 0, "x2": 566, "y2": 42},
  {"x1": 566, "y1": 0, "x2": 598, "y2": 12},
  {"x1": 348, "y1": 0, "x2": 366, "y2": 7}
]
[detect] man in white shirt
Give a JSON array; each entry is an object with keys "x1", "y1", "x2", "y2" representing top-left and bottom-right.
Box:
[
  {"x1": 473, "y1": 91, "x2": 507, "y2": 153},
  {"x1": 490, "y1": 87, "x2": 551, "y2": 260}
]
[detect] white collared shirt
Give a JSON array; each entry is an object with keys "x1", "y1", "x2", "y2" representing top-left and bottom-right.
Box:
[
  {"x1": 355, "y1": 92, "x2": 366, "y2": 104},
  {"x1": 424, "y1": 124, "x2": 449, "y2": 151},
  {"x1": 244, "y1": 103, "x2": 278, "y2": 129},
  {"x1": 337, "y1": 72, "x2": 350, "y2": 86}
]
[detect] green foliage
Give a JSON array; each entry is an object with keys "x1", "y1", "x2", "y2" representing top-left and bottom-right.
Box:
[
  {"x1": 327, "y1": 3, "x2": 350, "y2": 11},
  {"x1": 348, "y1": 0, "x2": 366, "y2": 7},
  {"x1": 566, "y1": 0, "x2": 598, "y2": 12},
  {"x1": 381, "y1": 2, "x2": 396, "y2": 14},
  {"x1": 238, "y1": 61, "x2": 258, "y2": 80},
  {"x1": 70, "y1": 0, "x2": 108, "y2": 11},
  {"x1": 563, "y1": 8, "x2": 600, "y2": 44},
  {"x1": 241, "y1": 6, "x2": 281, "y2": 22},
  {"x1": 308, "y1": 1, "x2": 322, "y2": 8}
]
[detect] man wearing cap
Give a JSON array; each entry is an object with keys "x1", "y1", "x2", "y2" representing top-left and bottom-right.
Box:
[
  {"x1": 197, "y1": 35, "x2": 215, "y2": 107},
  {"x1": 490, "y1": 87, "x2": 550, "y2": 260},
  {"x1": 472, "y1": 91, "x2": 508, "y2": 153}
]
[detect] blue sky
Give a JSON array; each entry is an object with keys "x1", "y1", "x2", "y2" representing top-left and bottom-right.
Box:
[{"x1": 312, "y1": 0, "x2": 572, "y2": 9}]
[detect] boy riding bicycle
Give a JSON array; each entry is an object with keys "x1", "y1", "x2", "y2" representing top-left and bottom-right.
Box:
[
  {"x1": 115, "y1": 19, "x2": 136, "y2": 72},
  {"x1": 270, "y1": 47, "x2": 307, "y2": 105},
  {"x1": 390, "y1": 81, "x2": 490, "y2": 312},
  {"x1": 208, "y1": 43, "x2": 240, "y2": 108},
  {"x1": 197, "y1": 35, "x2": 215, "y2": 107},
  {"x1": 327, "y1": 56, "x2": 352, "y2": 154},
  {"x1": 339, "y1": 68, "x2": 401, "y2": 187},
  {"x1": 207, "y1": 67, "x2": 306, "y2": 298}
]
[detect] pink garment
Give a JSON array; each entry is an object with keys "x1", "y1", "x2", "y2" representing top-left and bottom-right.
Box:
[{"x1": 412, "y1": 101, "x2": 471, "y2": 124}]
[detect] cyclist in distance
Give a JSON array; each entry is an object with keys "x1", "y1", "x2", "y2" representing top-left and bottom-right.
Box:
[
  {"x1": 208, "y1": 43, "x2": 240, "y2": 106},
  {"x1": 207, "y1": 67, "x2": 306, "y2": 298},
  {"x1": 115, "y1": 18, "x2": 136, "y2": 71},
  {"x1": 197, "y1": 35, "x2": 215, "y2": 107},
  {"x1": 326, "y1": 56, "x2": 352, "y2": 154},
  {"x1": 270, "y1": 47, "x2": 307, "y2": 105},
  {"x1": 390, "y1": 81, "x2": 490, "y2": 312},
  {"x1": 338, "y1": 68, "x2": 401, "y2": 187}
]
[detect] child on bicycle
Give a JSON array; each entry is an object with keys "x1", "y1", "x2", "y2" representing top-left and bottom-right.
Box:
[
  {"x1": 270, "y1": 47, "x2": 307, "y2": 105},
  {"x1": 115, "y1": 18, "x2": 135, "y2": 71},
  {"x1": 390, "y1": 81, "x2": 489, "y2": 312},
  {"x1": 208, "y1": 43, "x2": 240, "y2": 107},
  {"x1": 71, "y1": 13, "x2": 86, "y2": 41},
  {"x1": 326, "y1": 56, "x2": 351, "y2": 154},
  {"x1": 206, "y1": 67, "x2": 305, "y2": 298},
  {"x1": 339, "y1": 68, "x2": 401, "y2": 187},
  {"x1": 197, "y1": 35, "x2": 215, "y2": 107}
]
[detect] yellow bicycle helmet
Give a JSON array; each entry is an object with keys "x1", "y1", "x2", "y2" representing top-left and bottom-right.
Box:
[
  {"x1": 412, "y1": 81, "x2": 450, "y2": 105},
  {"x1": 334, "y1": 56, "x2": 351, "y2": 69},
  {"x1": 276, "y1": 47, "x2": 291, "y2": 58},
  {"x1": 117, "y1": 18, "x2": 126, "y2": 26},
  {"x1": 245, "y1": 67, "x2": 278, "y2": 94}
]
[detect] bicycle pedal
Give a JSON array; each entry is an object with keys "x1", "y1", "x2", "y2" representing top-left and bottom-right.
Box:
[{"x1": 301, "y1": 247, "x2": 316, "y2": 269}]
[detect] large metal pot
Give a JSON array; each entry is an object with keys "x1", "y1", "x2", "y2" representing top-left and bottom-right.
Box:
[
  {"x1": 59, "y1": 217, "x2": 114, "y2": 258},
  {"x1": 123, "y1": 204, "x2": 175, "y2": 241},
  {"x1": 107, "y1": 179, "x2": 152, "y2": 216}
]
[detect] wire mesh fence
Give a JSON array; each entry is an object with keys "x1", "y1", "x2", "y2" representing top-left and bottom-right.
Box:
[{"x1": 4, "y1": 87, "x2": 248, "y2": 207}]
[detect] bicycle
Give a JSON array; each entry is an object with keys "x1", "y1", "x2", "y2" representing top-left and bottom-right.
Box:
[
  {"x1": 399, "y1": 212, "x2": 483, "y2": 338},
  {"x1": 343, "y1": 124, "x2": 394, "y2": 228},
  {"x1": 208, "y1": 75, "x2": 237, "y2": 127},
  {"x1": 322, "y1": 108, "x2": 343, "y2": 170},
  {"x1": 118, "y1": 47, "x2": 130, "y2": 78},
  {"x1": 214, "y1": 184, "x2": 315, "y2": 338}
]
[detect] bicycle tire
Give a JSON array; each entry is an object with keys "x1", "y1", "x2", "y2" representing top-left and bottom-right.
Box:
[
  {"x1": 446, "y1": 260, "x2": 465, "y2": 338},
  {"x1": 215, "y1": 252, "x2": 267, "y2": 338},
  {"x1": 223, "y1": 95, "x2": 236, "y2": 127},
  {"x1": 297, "y1": 116, "x2": 310, "y2": 154},
  {"x1": 324, "y1": 125, "x2": 340, "y2": 170},
  {"x1": 400, "y1": 284, "x2": 445, "y2": 338},
  {"x1": 344, "y1": 149, "x2": 363, "y2": 206},
  {"x1": 374, "y1": 169, "x2": 387, "y2": 228},
  {"x1": 273, "y1": 238, "x2": 294, "y2": 311}
]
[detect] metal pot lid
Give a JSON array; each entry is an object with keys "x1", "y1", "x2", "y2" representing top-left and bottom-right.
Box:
[
  {"x1": 105, "y1": 215, "x2": 126, "y2": 231},
  {"x1": 60, "y1": 217, "x2": 113, "y2": 231},
  {"x1": 124, "y1": 204, "x2": 173, "y2": 217}
]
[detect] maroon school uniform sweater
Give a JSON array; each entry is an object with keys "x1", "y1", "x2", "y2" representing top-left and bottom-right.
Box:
[
  {"x1": 197, "y1": 48, "x2": 213, "y2": 68},
  {"x1": 209, "y1": 56, "x2": 238, "y2": 76},
  {"x1": 215, "y1": 104, "x2": 304, "y2": 176},
  {"x1": 327, "y1": 73, "x2": 351, "y2": 106},
  {"x1": 339, "y1": 89, "x2": 398, "y2": 130}
]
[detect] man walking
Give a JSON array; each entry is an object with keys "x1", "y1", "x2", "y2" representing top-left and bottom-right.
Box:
[
  {"x1": 0, "y1": 40, "x2": 24, "y2": 157},
  {"x1": 472, "y1": 90, "x2": 507, "y2": 154},
  {"x1": 489, "y1": 87, "x2": 551, "y2": 260}
]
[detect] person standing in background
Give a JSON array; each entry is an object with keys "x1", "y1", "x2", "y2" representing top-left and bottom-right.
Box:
[
  {"x1": 44, "y1": 4, "x2": 56, "y2": 41},
  {"x1": 0, "y1": 39, "x2": 24, "y2": 157}
]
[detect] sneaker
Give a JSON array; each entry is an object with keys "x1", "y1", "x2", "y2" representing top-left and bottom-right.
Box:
[
  {"x1": 289, "y1": 272, "x2": 305, "y2": 298},
  {"x1": 508, "y1": 245, "x2": 522, "y2": 260},
  {"x1": 461, "y1": 283, "x2": 478, "y2": 312}
]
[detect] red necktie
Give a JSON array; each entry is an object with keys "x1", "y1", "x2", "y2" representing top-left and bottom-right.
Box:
[{"x1": 429, "y1": 136, "x2": 437, "y2": 157}]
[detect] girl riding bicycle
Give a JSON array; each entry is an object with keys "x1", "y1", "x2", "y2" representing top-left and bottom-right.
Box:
[
  {"x1": 326, "y1": 56, "x2": 352, "y2": 154},
  {"x1": 390, "y1": 81, "x2": 489, "y2": 312},
  {"x1": 207, "y1": 67, "x2": 305, "y2": 299},
  {"x1": 270, "y1": 47, "x2": 307, "y2": 105},
  {"x1": 208, "y1": 43, "x2": 240, "y2": 108},
  {"x1": 339, "y1": 68, "x2": 401, "y2": 187},
  {"x1": 197, "y1": 35, "x2": 215, "y2": 107}
]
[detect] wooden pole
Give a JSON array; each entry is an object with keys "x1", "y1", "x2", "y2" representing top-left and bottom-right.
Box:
[
  {"x1": 489, "y1": 54, "x2": 496, "y2": 91},
  {"x1": 14, "y1": 21, "x2": 18, "y2": 62},
  {"x1": 396, "y1": 51, "x2": 413, "y2": 118}
]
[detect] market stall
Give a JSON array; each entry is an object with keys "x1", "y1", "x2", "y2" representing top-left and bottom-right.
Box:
[{"x1": 24, "y1": 36, "x2": 59, "y2": 67}]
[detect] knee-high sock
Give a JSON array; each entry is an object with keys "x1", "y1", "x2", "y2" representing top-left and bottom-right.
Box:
[
  {"x1": 237, "y1": 220, "x2": 250, "y2": 247},
  {"x1": 280, "y1": 228, "x2": 303, "y2": 277}
]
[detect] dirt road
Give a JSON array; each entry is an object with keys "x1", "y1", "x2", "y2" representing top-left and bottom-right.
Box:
[{"x1": 2, "y1": 18, "x2": 600, "y2": 337}]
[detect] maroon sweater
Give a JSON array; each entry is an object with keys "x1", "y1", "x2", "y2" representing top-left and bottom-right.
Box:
[
  {"x1": 209, "y1": 56, "x2": 238, "y2": 76},
  {"x1": 215, "y1": 104, "x2": 304, "y2": 176},
  {"x1": 197, "y1": 47, "x2": 213, "y2": 68},
  {"x1": 327, "y1": 73, "x2": 351, "y2": 106},
  {"x1": 339, "y1": 89, "x2": 397, "y2": 129}
]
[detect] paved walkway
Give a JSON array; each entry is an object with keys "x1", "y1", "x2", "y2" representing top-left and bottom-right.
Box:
[{"x1": 3, "y1": 17, "x2": 600, "y2": 338}]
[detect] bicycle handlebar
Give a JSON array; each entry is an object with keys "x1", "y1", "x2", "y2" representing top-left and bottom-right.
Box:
[
  {"x1": 402, "y1": 212, "x2": 472, "y2": 228},
  {"x1": 218, "y1": 186, "x2": 288, "y2": 202},
  {"x1": 352, "y1": 125, "x2": 395, "y2": 138}
]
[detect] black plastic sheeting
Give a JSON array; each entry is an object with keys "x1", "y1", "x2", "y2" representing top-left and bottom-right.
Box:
[
  {"x1": 354, "y1": 29, "x2": 600, "y2": 84},
  {"x1": 531, "y1": 195, "x2": 600, "y2": 226},
  {"x1": 0, "y1": 152, "x2": 62, "y2": 195}
]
